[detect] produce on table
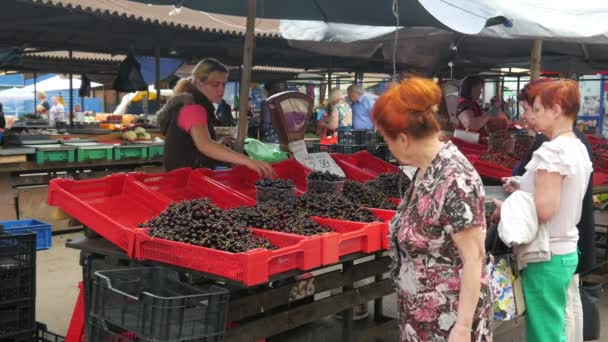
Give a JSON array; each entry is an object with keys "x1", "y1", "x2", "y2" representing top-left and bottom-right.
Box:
[
  {"x1": 512, "y1": 134, "x2": 535, "y2": 160},
  {"x1": 296, "y1": 192, "x2": 378, "y2": 222},
  {"x1": 121, "y1": 126, "x2": 152, "y2": 141},
  {"x1": 121, "y1": 130, "x2": 137, "y2": 142},
  {"x1": 307, "y1": 171, "x2": 345, "y2": 182},
  {"x1": 342, "y1": 180, "x2": 397, "y2": 210},
  {"x1": 226, "y1": 203, "x2": 331, "y2": 236},
  {"x1": 488, "y1": 131, "x2": 515, "y2": 153},
  {"x1": 364, "y1": 174, "x2": 410, "y2": 199},
  {"x1": 141, "y1": 199, "x2": 274, "y2": 253},
  {"x1": 255, "y1": 178, "x2": 297, "y2": 207},
  {"x1": 479, "y1": 153, "x2": 519, "y2": 169},
  {"x1": 255, "y1": 178, "x2": 295, "y2": 189}
]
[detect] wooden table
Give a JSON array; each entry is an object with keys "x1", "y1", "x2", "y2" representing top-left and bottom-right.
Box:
[{"x1": 66, "y1": 237, "x2": 396, "y2": 342}]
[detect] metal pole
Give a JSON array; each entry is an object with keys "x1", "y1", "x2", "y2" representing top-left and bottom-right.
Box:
[
  {"x1": 235, "y1": 0, "x2": 257, "y2": 153},
  {"x1": 516, "y1": 75, "x2": 521, "y2": 119},
  {"x1": 33, "y1": 72, "x2": 37, "y2": 114},
  {"x1": 69, "y1": 50, "x2": 74, "y2": 128},
  {"x1": 155, "y1": 46, "x2": 161, "y2": 115},
  {"x1": 530, "y1": 40, "x2": 542, "y2": 81}
]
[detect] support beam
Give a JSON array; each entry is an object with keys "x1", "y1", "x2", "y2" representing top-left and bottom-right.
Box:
[
  {"x1": 530, "y1": 40, "x2": 542, "y2": 81},
  {"x1": 235, "y1": 0, "x2": 257, "y2": 153},
  {"x1": 155, "y1": 46, "x2": 161, "y2": 114},
  {"x1": 580, "y1": 43, "x2": 591, "y2": 62},
  {"x1": 69, "y1": 49, "x2": 74, "y2": 129}
]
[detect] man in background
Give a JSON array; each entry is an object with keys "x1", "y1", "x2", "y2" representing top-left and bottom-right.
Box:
[{"x1": 347, "y1": 84, "x2": 376, "y2": 130}]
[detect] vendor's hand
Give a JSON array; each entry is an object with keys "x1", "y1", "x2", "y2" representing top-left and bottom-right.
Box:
[
  {"x1": 501, "y1": 177, "x2": 519, "y2": 193},
  {"x1": 245, "y1": 159, "x2": 275, "y2": 178},
  {"x1": 218, "y1": 137, "x2": 235, "y2": 148},
  {"x1": 448, "y1": 323, "x2": 471, "y2": 342},
  {"x1": 491, "y1": 199, "x2": 503, "y2": 222}
]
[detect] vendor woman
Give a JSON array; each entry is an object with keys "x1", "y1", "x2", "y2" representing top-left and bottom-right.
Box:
[
  {"x1": 157, "y1": 58, "x2": 273, "y2": 176},
  {"x1": 456, "y1": 75, "x2": 509, "y2": 136}
]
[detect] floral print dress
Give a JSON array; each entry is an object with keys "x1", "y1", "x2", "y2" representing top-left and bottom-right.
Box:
[{"x1": 389, "y1": 142, "x2": 493, "y2": 342}]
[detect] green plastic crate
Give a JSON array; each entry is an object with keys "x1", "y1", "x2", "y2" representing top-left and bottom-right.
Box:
[
  {"x1": 76, "y1": 146, "x2": 113, "y2": 162},
  {"x1": 35, "y1": 149, "x2": 75, "y2": 165},
  {"x1": 113, "y1": 145, "x2": 148, "y2": 161},
  {"x1": 148, "y1": 144, "x2": 164, "y2": 159}
]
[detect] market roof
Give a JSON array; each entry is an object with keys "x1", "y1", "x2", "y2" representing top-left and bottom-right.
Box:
[{"x1": 27, "y1": 0, "x2": 281, "y2": 38}]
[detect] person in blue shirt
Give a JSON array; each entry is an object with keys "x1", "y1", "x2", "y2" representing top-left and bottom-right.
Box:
[{"x1": 347, "y1": 84, "x2": 377, "y2": 130}]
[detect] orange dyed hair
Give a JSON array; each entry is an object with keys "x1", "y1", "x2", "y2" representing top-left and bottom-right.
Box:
[
  {"x1": 372, "y1": 77, "x2": 441, "y2": 140},
  {"x1": 528, "y1": 79, "x2": 580, "y2": 119}
]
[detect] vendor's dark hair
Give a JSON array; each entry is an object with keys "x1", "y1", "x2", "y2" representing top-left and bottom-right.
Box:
[{"x1": 460, "y1": 75, "x2": 484, "y2": 99}]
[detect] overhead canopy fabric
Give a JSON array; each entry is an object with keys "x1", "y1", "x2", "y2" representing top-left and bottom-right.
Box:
[
  {"x1": 22, "y1": 75, "x2": 102, "y2": 92},
  {"x1": 131, "y1": 0, "x2": 510, "y2": 34},
  {"x1": 0, "y1": 87, "x2": 33, "y2": 99}
]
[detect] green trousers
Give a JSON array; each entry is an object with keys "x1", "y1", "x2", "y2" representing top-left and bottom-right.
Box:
[{"x1": 522, "y1": 252, "x2": 578, "y2": 342}]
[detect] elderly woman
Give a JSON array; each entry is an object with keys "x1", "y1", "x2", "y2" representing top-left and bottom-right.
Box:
[
  {"x1": 373, "y1": 77, "x2": 492, "y2": 341},
  {"x1": 317, "y1": 88, "x2": 353, "y2": 132},
  {"x1": 495, "y1": 80, "x2": 592, "y2": 342}
]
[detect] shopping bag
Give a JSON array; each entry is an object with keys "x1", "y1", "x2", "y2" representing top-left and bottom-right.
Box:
[
  {"x1": 454, "y1": 128, "x2": 480, "y2": 144},
  {"x1": 244, "y1": 138, "x2": 288, "y2": 163},
  {"x1": 487, "y1": 254, "x2": 525, "y2": 320},
  {"x1": 319, "y1": 128, "x2": 337, "y2": 145}
]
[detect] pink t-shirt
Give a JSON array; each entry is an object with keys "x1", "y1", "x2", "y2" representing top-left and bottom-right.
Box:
[{"x1": 178, "y1": 104, "x2": 208, "y2": 133}]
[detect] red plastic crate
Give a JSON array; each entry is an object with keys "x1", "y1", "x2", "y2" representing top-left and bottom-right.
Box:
[
  {"x1": 368, "y1": 209, "x2": 397, "y2": 251},
  {"x1": 129, "y1": 168, "x2": 255, "y2": 209},
  {"x1": 472, "y1": 159, "x2": 514, "y2": 181},
  {"x1": 333, "y1": 150, "x2": 399, "y2": 176},
  {"x1": 134, "y1": 228, "x2": 323, "y2": 286},
  {"x1": 47, "y1": 174, "x2": 171, "y2": 255},
  {"x1": 594, "y1": 172, "x2": 608, "y2": 186},
  {"x1": 587, "y1": 135, "x2": 607, "y2": 146},
  {"x1": 198, "y1": 159, "x2": 312, "y2": 200},
  {"x1": 450, "y1": 138, "x2": 486, "y2": 153},
  {"x1": 66, "y1": 282, "x2": 85, "y2": 342},
  {"x1": 332, "y1": 156, "x2": 377, "y2": 183},
  {"x1": 312, "y1": 217, "x2": 383, "y2": 263}
]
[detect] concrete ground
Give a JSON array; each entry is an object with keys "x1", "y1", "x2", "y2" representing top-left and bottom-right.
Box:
[{"x1": 36, "y1": 232, "x2": 608, "y2": 341}]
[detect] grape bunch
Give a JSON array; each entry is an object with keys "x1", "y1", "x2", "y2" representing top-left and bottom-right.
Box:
[
  {"x1": 141, "y1": 199, "x2": 274, "y2": 253},
  {"x1": 342, "y1": 180, "x2": 397, "y2": 210},
  {"x1": 307, "y1": 171, "x2": 345, "y2": 181},
  {"x1": 255, "y1": 178, "x2": 295, "y2": 189},
  {"x1": 226, "y1": 203, "x2": 331, "y2": 236},
  {"x1": 296, "y1": 192, "x2": 379, "y2": 222},
  {"x1": 364, "y1": 173, "x2": 410, "y2": 199}
]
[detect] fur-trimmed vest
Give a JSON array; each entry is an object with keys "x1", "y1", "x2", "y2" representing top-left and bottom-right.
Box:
[{"x1": 157, "y1": 90, "x2": 217, "y2": 171}]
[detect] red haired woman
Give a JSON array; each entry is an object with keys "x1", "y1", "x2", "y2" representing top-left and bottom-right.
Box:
[{"x1": 373, "y1": 77, "x2": 491, "y2": 341}]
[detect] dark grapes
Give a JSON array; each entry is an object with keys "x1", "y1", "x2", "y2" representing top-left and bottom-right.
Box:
[
  {"x1": 140, "y1": 199, "x2": 274, "y2": 253},
  {"x1": 296, "y1": 192, "x2": 379, "y2": 222},
  {"x1": 343, "y1": 180, "x2": 397, "y2": 210},
  {"x1": 307, "y1": 171, "x2": 345, "y2": 181},
  {"x1": 364, "y1": 173, "x2": 410, "y2": 199},
  {"x1": 226, "y1": 203, "x2": 331, "y2": 236},
  {"x1": 255, "y1": 178, "x2": 295, "y2": 189}
]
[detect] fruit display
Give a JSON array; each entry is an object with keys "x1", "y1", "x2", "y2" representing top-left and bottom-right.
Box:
[
  {"x1": 364, "y1": 173, "x2": 410, "y2": 199},
  {"x1": 121, "y1": 126, "x2": 152, "y2": 141},
  {"x1": 479, "y1": 153, "x2": 519, "y2": 169},
  {"x1": 307, "y1": 171, "x2": 345, "y2": 182},
  {"x1": 141, "y1": 199, "x2": 274, "y2": 253},
  {"x1": 342, "y1": 180, "x2": 397, "y2": 210},
  {"x1": 255, "y1": 178, "x2": 297, "y2": 207},
  {"x1": 307, "y1": 171, "x2": 346, "y2": 194},
  {"x1": 296, "y1": 192, "x2": 378, "y2": 222},
  {"x1": 226, "y1": 203, "x2": 331, "y2": 236},
  {"x1": 488, "y1": 131, "x2": 515, "y2": 153},
  {"x1": 512, "y1": 134, "x2": 535, "y2": 159}
]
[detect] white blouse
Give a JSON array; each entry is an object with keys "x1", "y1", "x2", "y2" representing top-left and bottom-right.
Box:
[{"x1": 519, "y1": 135, "x2": 592, "y2": 255}]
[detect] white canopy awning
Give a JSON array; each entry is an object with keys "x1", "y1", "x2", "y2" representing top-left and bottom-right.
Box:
[{"x1": 22, "y1": 75, "x2": 102, "y2": 92}]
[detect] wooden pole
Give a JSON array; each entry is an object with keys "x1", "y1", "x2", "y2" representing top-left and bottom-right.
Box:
[
  {"x1": 69, "y1": 49, "x2": 74, "y2": 128},
  {"x1": 155, "y1": 46, "x2": 161, "y2": 114},
  {"x1": 33, "y1": 72, "x2": 37, "y2": 113},
  {"x1": 235, "y1": 0, "x2": 257, "y2": 153},
  {"x1": 530, "y1": 40, "x2": 542, "y2": 81}
]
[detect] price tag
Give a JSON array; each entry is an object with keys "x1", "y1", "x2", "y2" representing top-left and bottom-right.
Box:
[
  {"x1": 296, "y1": 152, "x2": 345, "y2": 177},
  {"x1": 400, "y1": 165, "x2": 418, "y2": 180},
  {"x1": 289, "y1": 140, "x2": 309, "y2": 161}
]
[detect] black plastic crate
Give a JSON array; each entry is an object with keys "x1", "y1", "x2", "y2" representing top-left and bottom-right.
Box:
[
  {"x1": 35, "y1": 322, "x2": 65, "y2": 342},
  {"x1": 367, "y1": 144, "x2": 392, "y2": 161},
  {"x1": 0, "y1": 300, "x2": 36, "y2": 339},
  {"x1": 0, "y1": 233, "x2": 36, "y2": 304},
  {"x1": 311, "y1": 143, "x2": 338, "y2": 153},
  {"x1": 334, "y1": 144, "x2": 368, "y2": 155},
  {"x1": 369, "y1": 131, "x2": 384, "y2": 144},
  {"x1": 91, "y1": 267, "x2": 229, "y2": 341},
  {"x1": 337, "y1": 129, "x2": 371, "y2": 145},
  {"x1": 86, "y1": 318, "x2": 137, "y2": 342}
]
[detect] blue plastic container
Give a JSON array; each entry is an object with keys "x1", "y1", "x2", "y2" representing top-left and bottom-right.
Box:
[{"x1": 0, "y1": 219, "x2": 52, "y2": 250}]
